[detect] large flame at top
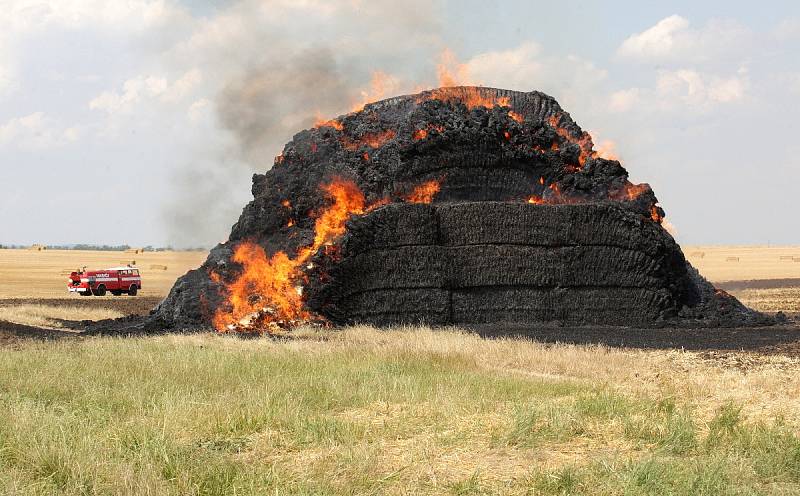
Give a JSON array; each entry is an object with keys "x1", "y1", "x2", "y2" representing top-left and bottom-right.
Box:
[
  {"x1": 437, "y1": 48, "x2": 469, "y2": 88},
  {"x1": 420, "y1": 87, "x2": 510, "y2": 110},
  {"x1": 418, "y1": 49, "x2": 512, "y2": 110}
]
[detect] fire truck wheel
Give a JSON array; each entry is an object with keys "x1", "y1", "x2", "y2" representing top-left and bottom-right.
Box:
[
  {"x1": 80, "y1": 290, "x2": 93, "y2": 296},
  {"x1": 128, "y1": 285, "x2": 138, "y2": 296},
  {"x1": 94, "y1": 285, "x2": 107, "y2": 296}
]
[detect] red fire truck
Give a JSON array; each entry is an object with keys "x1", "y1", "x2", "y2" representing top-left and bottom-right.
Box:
[{"x1": 67, "y1": 266, "x2": 142, "y2": 296}]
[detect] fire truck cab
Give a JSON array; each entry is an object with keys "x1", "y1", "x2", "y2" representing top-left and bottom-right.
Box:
[{"x1": 67, "y1": 266, "x2": 142, "y2": 296}]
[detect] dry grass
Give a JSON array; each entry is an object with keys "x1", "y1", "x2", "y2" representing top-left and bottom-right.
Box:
[
  {"x1": 684, "y1": 245, "x2": 800, "y2": 282},
  {"x1": 1, "y1": 327, "x2": 800, "y2": 494},
  {"x1": 0, "y1": 304, "x2": 125, "y2": 329},
  {"x1": 0, "y1": 249, "x2": 205, "y2": 299},
  {"x1": 297, "y1": 326, "x2": 800, "y2": 425}
]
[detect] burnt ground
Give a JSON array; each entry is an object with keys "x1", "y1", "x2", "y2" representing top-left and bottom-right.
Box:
[
  {"x1": 0, "y1": 297, "x2": 160, "y2": 346},
  {"x1": 1, "y1": 296, "x2": 798, "y2": 360},
  {"x1": 0, "y1": 297, "x2": 161, "y2": 315},
  {"x1": 471, "y1": 320, "x2": 800, "y2": 356},
  {"x1": 717, "y1": 278, "x2": 800, "y2": 291},
  {"x1": 0, "y1": 301, "x2": 798, "y2": 358}
]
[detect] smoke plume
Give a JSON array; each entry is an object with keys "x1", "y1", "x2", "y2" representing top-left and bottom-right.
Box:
[{"x1": 162, "y1": 0, "x2": 446, "y2": 248}]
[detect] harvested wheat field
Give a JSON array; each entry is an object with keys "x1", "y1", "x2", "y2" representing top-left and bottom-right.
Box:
[
  {"x1": 0, "y1": 248, "x2": 206, "y2": 299},
  {"x1": 684, "y1": 246, "x2": 800, "y2": 283},
  {"x1": 685, "y1": 245, "x2": 800, "y2": 315}
]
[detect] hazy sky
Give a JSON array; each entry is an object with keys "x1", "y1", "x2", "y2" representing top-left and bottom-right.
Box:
[{"x1": 1, "y1": 0, "x2": 799, "y2": 247}]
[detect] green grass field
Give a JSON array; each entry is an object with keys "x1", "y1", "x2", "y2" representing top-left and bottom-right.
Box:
[{"x1": 1, "y1": 327, "x2": 799, "y2": 495}]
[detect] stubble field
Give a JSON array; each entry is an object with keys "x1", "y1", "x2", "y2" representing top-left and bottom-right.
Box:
[{"x1": 0, "y1": 246, "x2": 799, "y2": 494}]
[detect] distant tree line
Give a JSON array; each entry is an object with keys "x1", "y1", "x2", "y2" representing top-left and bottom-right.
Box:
[
  {"x1": 0, "y1": 243, "x2": 208, "y2": 252},
  {"x1": 48, "y1": 244, "x2": 133, "y2": 251}
]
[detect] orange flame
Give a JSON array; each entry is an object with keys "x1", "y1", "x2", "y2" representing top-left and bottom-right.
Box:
[
  {"x1": 351, "y1": 71, "x2": 397, "y2": 112},
  {"x1": 437, "y1": 48, "x2": 469, "y2": 88},
  {"x1": 314, "y1": 115, "x2": 344, "y2": 131},
  {"x1": 212, "y1": 243, "x2": 309, "y2": 331},
  {"x1": 301, "y1": 180, "x2": 366, "y2": 258},
  {"x1": 547, "y1": 116, "x2": 622, "y2": 166},
  {"x1": 404, "y1": 179, "x2": 441, "y2": 204},
  {"x1": 423, "y1": 87, "x2": 511, "y2": 110},
  {"x1": 526, "y1": 179, "x2": 567, "y2": 205},
  {"x1": 422, "y1": 50, "x2": 511, "y2": 110},
  {"x1": 212, "y1": 178, "x2": 369, "y2": 332},
  {"x1": 615, "y1": 182, "x2": 650, "y2": 201},
  {"x1": 508, "y1": 111, "x2": 524, "y2": 123},
  {"x1": 414, "y1": 124, "x2": 445, "y2": 140},
  {"x1": 547, "y1": 115, "x2": 594, "y2": 167},
  {"x1": 650, "y1": 205, "x2": 664, "y2": 224},
  {"x1": 594, "y1": 139, "x2": 619, "y2": 161},
  {"x1": 342, "y1": 129, "x2": 397, "y2": 151}
]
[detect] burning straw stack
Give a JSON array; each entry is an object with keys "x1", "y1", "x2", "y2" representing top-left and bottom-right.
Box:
[{"x1": 149, "y1": 87, "x2": 770, "y2": 333}]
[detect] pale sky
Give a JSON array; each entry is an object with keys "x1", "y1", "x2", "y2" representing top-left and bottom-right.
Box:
[{"x1": 1, "y1": 0, "x2": 799, "y2": 247}]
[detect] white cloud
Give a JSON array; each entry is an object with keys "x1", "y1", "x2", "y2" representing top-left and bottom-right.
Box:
[
  {"x1": 608, "y1": 88, "x2": 641, "y2": 112},
  {"x1": 89, "y1": 69, "x2": 203, "y2": 114},
  {"x1": 0, "y1": 1, "x2": 189, "y2": 99},
  {"x1": 164, "y1": 69, "x2": 203, "y2": 103},
  {"x1": 792, "y1": 74, "x2": 800, "y2": 94},
  {"x1": 608, "y1": 68, "x2": 748, "y2": 115},
  {"x1": 463, "y1": 42, "x2": 544, "y2": 88},
  {"x1": 774, "y1": 18, "x2": 800, "y2": 40},
  {"x1": 0, "y1": 112, "x2": 80, "y2": 148},
  {"x1": 0, "y1": 0, "x2": 184, "y2": 34},
  {"x1": 656, "y1": 69, "x2": 747, "y2": 107},
  {"x1": 617, "y1": 15, "x2": 750, "y2": 63},
  {"x1": 461, "y1": 42, "x2": 608, "y2": 106},
  {"x1": 0, "y1": 58, "x2": 14, "y2": 97},
  {"x1": 618, "y1": 15, "x2": 689, "y2": 60},
  {"x1": 707, "y1": 76, "x2": 746, "y2": 103},
  {"x1": 187, "y1": 98, "x2": 212, "y2": 123}
]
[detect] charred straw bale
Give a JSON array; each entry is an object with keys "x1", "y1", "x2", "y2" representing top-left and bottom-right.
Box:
[{"x1": 149, "y1": 87, "x2": 769, "y2": 331}]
